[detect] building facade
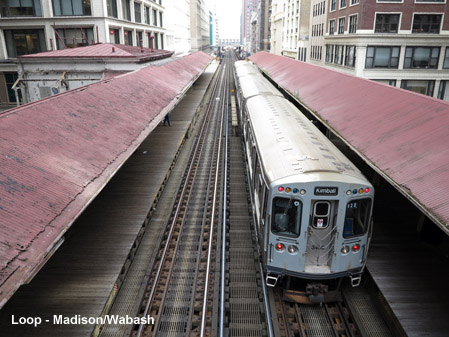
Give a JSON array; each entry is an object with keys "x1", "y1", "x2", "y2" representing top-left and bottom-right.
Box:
[
  {"x1": 0, "y1": 0, "x2": 166, "y2": 109},
  {"x1": 324, "y1": 0, "x2": 449, "y2": 100},
  {"x1": 190, "y1": 0, "x2": 211, "y2": 52},
  {"x1": 242, "y1": 0, "x2": 260, "y2": 51},
  {"x1": 271, "y1": 0, "x2": 449, "y2": 101},
  {"x1": 257, "y1": 0, "x2": 272, "y2": 52}
]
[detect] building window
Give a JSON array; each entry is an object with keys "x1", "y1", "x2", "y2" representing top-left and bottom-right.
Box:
[
  {"x1": 345, "y1": 45, "x2": 356, "y2": 67},
  {"x1": 349, "y1": 15, "x2": 357, "y2": 33},
  {"x1": 124, "y1": 30, "x2": 132, "y2": 45},
  {"x1": 338, "y1": 17, "x2": 345, "y2": 34},
  {"x1": 134, "y1": 2, "x2": 141, "y2": 22},
  {"x1": 153, "y1": 9, "x2": 157, "y2": 26},
  {"x1": 56, "y1": 28, "x2": 94, "y2": 49},
  {"x1": 377, "y1": 0, "x2": 401, "y2": 1},
  {"x1": 145, "y1": 6, "x2": 150, "y2": 24},
  {"x1": 373, "y1": 79, "x2": 397, "y2": 86},
  {"x1": 4, "y1": 72, "x2": 22, "y2": 103},
  {"x1": 375, "y1": 14, "x2": 399, "y2": 33},
  {"x1": 444, "y1": 48, "x2": 449, "y2": 69},
  {"x1": 335, "y1": 45, "x2": 344, "y2": 64},
  {"x1": 412, "y1": 15, "x2": 442, "y2": 34},
  {"x1": 52, "y1": 0, "x2": 91, "y2": 16},
  {"x1": 154, "y1": 32, "x2": 159, "y2": 49},
  {"x1": 1, "y1": 0, "x2": 42, "y2": 16},
  {"x1": 122, "y1": 0, "x2": 131, "y2": 20},
  {"x1": 365, "y1": 46, "x2": 400, "y2": 68},
  {"x1": 136, "y1": 31, "x2": 143, "y2": 46},
  {"x1": 404, "y1": 47, "x2": 440, "y2": 69},
  {"x1": 326, "y1": 44, "x2": 334, "y2": 63},
  {"x1": 160, "y1": 33, "x2": 164, "y2": 49},
  {"x1": 329, "y1": 20, "x2": 335, "y2": 35},
  {"x1": 330, "y1": 0, "x2": 336, "y2": 11},
  {"x1": 416, "y1": 0, "x2": 445, "y2": 2},
  {"x1": 109, "y1": 28, "x2": 120, "y2": 44},
  {"x1": 4, "y1": 29, "x2": 46, "y2": 58},
  {"x1": 159, "y1": 12, "x2": 163, "y2": 27},
  {"x1": 350, "y1": 0, "x2": 359, "y2": 4},
  {"x1": 106, "y1": 0, "x2": 117, "y2": 18},
  {"x1": 340, "y1": 0, "x2": 347, "y2": 9},
  {"x1": 401, "y1": 80, "x2": 435, "y2": 97},
  {"x1": 438, "y1": 81, "x2": 449, "y2": 101}
]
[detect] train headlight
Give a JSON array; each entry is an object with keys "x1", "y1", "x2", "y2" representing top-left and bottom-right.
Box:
[
  {"x1": 341, "y1": 246, "x2": 350, "y2": 254},
  {"x1": 352, "y1": 244, "x2": 360, "y2": 252},
  {"x1": 275, "y1": 243, "x2": 285, "y2": 251},
  {"x1": 346, "y1": 190, "x2": 352, "y2": 195},
  {"x1": 300, "y1": 189, "x2": 306, "y2": 195},
  {"x1": 287, "y1": 245, "x2": 298, "y2": 254}
]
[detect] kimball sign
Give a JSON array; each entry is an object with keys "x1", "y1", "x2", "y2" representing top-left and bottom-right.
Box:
[{"x1": 314, "y1": 187, "x2": 338, "y2": 196}]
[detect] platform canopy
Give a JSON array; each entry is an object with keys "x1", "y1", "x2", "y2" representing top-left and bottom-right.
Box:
[
  {"x1": 0, "y1": 51, "x2": 213, "y2": 308},
  {"x1": 250, "y1": 51, "x2": 449, "y2": 235}
]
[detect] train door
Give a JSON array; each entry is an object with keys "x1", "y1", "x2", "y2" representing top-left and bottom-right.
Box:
[{"x1": 304, "y1": 200, "x2": 338, "y2": 273}]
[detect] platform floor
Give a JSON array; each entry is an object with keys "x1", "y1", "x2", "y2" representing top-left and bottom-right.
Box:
[
  {"x1": 367, "y1": 183, "x2": 449, "y2": 337},
  {"x1": 0, "y1": 62, "x2": 217, "y2": 337}
]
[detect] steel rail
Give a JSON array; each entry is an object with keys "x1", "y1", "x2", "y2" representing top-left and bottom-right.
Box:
[
  {"x1": 219, "y1": 53, "x2": 230, "y2": 337},
  {"x1": 199, "y1": 58, "x2": 227, "y2": 337},
  {"x1": 136, "y1": 62, "x2": 225, "y2": 337}
]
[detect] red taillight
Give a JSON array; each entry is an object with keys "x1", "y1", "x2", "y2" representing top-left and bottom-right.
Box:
[
  {"x1": 278, "y1": 186, "x2": 284, "y2": 192},
  {"x1": 276, "y1": 243, "x2": 284, "y2": 251},
  {"x1": 352, "y1": 244, "x2": 360, "y2": 252},
  {"x1": 365, "y1": 188, "x2": 370, "y2": 193}
]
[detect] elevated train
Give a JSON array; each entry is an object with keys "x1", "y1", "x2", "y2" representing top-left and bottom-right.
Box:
[{"x1": 234, "y1": 60, "x2": 374, "y2": 303}]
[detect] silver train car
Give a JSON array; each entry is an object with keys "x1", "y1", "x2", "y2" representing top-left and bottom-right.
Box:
[{"x1": 234, "y1": 61, "x2": 374, "y2": 301}]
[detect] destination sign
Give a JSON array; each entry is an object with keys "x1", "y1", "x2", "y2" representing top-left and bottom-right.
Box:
[{"x1": 314, "y1": 187, "x2": 338, "y2": 196}]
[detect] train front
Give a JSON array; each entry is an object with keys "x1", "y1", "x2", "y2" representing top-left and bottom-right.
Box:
[{"x1": 264, "y1": 175, "x2": 374, "y2": 303}]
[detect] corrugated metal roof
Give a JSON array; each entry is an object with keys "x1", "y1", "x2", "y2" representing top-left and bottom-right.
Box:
[
  {"x1": 0, "y1": 51, "x2": 212, "y2": 308},
  {"x1": 250, "y1": 51, "x2": 449, "y2": 233},
  {"x1": 18, "y1": 43, "x2": 173, "y2": 62}
]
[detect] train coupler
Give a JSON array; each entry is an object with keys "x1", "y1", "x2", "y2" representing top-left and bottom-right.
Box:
[
  {"x1": 266, "y1": 274, "x2": 279, "y2": 287},
  {"x1": 350, "y1": 274, "x2": 362, "y2": 287},
  {"x1": 284, "y1": 283, "x2": 342, "y2": 304}
]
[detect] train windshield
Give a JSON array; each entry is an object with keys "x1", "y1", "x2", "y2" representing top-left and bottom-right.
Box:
[
  {"x1": 271, "y1": 197, "x2": 302, "y2": 237},
  {"x1": 343, "y1": 198, "x2": 372, "y2": 238}
]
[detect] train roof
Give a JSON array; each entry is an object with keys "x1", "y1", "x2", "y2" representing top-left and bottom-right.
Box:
[
  {"x1": 235, "y1": 60, "x2": 261, "y2": 78},
  {"x1": 238, "y1": 74, "x2": 284, "y2": 100},
  {"x1": 246, "y1": 95, "x2": 367, "y2": 184}
]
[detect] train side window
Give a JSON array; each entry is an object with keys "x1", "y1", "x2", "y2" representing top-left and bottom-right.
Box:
[
  {"x1": 271, "y1": 197, "x2": 302, "y2": 237},
  {"x1": 261, "y1": 186, "x2": 269, "y2": 223},
  {"x1": 343, "y1": 198, "x2": 372, "y2": 238}
]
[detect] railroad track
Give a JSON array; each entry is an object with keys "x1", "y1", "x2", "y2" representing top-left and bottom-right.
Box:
[
  {"x1": 220, "y1": 51, "x2": 272, "y2": 337},
  {"x1": 132, "y1": 58, "x2": 227, "y2": 337}
]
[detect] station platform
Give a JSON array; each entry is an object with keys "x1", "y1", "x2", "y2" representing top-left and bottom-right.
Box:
[
  {"x1": 0, "y1": 62, "x2": 218, "y2": 337},
  {"x1": 367, "y1": 183, "x2": 449, "y2": 337}
]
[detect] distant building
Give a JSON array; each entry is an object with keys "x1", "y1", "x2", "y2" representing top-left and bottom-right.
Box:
[
  {"x1": 251, "y1": 12, "x2": 258, "y2": 54},
  {"x1": 0, "y1": 0, "x2": 166, "y2": 109},
  {"x1": 242, "y1": 0, "x2": 260, "y2": 51},
  {"x1": 15, "y1": 43, "x2": 173, "y2": 104},
  {"x1": 257, "y1": 0, "x2": 271, "y2": 52},
  {"x1": 271, "y1": 0, "x2": 449, "y2": 101},
  {"x1": 190, "y1": 0, "x2": 211, "y2": 52}
]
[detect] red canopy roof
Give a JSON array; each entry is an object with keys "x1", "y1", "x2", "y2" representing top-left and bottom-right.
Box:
[{"x1": 0, "y1": 51, "x2": 212, "y2": 308}]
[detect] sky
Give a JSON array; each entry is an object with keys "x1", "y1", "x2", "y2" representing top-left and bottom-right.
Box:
[{"x1": 214, "y1": 0, "x2": 242, "y2": 39}]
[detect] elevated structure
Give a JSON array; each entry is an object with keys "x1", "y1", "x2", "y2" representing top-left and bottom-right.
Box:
[
  {"x1": 0, "y1": 51, "x2": 212, "y2": 309},
  {"x1": 16, "y1": 43, "x2": 173, "y2": 103},
  {"x1": 251, "y1": 51, "x2": 449, "y2": 235},
  {"x1": 0, "y1": 0, "x2": 167, "y2": 109}
]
